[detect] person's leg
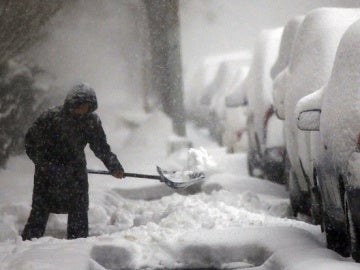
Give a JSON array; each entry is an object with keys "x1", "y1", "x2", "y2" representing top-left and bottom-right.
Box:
[
  {"x1": 21, "y1": 208, "x2": 50, "y2": 240},
  {"x1": 67, "y1": 211, "x2": 88, "y2": 239}
]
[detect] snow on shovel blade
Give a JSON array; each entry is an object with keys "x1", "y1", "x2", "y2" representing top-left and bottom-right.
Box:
[{"x1": 156, "y1": 166, "x2": 205, "y2": 190}]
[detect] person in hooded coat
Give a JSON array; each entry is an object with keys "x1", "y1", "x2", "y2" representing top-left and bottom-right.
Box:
[{"x1": 22, "y1": 83, "x2": 124, "y2": 240}]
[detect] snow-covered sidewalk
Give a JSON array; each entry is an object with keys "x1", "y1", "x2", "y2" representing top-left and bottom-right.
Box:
[{"x1": 0, "y1": 111, "x2": 358, "y2": 269}]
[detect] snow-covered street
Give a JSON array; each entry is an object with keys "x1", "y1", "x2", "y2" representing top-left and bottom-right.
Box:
[
  {"x1": 4, "y1": 1, "x2": 360, "y2": 269},
  {"x1": 0, "y1": 111, "x2": 358, "y2": 269}
]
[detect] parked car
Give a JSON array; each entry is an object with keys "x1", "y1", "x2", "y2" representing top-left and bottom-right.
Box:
[
  {"x1": 269, "y1": 15, "x2": 304, "y2": 190},
  {"x1": 241, "y1": 27, "x2": 285, "y2": 183},
  {"x1": 207, "y1": 63, "x2": 249, "y2": 144},
  {"x1": 223, "y1": 68, "x2": 250, "y2": 153},
  {"x1": 184, "y1": 59, "x2": 224, "y2": 127},
  {"x1": 272, "y1": 15, "x2": 304, "y2": 120},
  {"x1": 185, "y1": 52, "x2": 251, "y2": 128},
  {"x1": 275, "y1": 8, "x2": 360, "y2": 225},
  {"x1": 296, "y1": 17, "x2": 360, "y2": 261}
]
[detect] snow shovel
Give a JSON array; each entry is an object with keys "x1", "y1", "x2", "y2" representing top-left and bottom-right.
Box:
[{"x1": 87, "y1": 166, "x2": 205, "y2": 190}]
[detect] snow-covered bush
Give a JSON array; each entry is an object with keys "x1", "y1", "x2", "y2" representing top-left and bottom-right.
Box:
[{"x1": 0, "y1": 60, "x2": 59, "y2": 167}]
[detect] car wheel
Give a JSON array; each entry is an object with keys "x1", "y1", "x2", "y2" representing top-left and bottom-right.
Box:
[
  {"x1": 247, "y1": 151, "x2": 255, "y2": 177},
  {"x1": 324, "y1": 211, "x2": 350, "y2": 257},
  {"x1": 288, "y1": 169, "x2": 311, "y2": 216},
  {"x1": 310, "y1": 169, "x2": 323, "y2": 226},
  {"x1": 310, "y1": 186, "x2": 323, "y2": 226},
  {"x1": 283, "y1": 153, "x2": 291, "y2": 190},
  {"x1": 247, "y1": 149, "x2": 264, "y2": 178},
  {"x1": 346, "y1": 192, "x2": 360, "y2": 261}
]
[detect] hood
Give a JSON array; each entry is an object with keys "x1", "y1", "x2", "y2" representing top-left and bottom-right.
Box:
[{"x1": 63, "y1": 83, "x2": 98, "y2": 113}]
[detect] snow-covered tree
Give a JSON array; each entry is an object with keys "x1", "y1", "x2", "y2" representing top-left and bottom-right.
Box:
[
  {"x1": 144, "y1": 0, "x2": 186, "y2": 136},
  {"x1": 0, "y1": 1, "x2": 65, "y2": 166},
  {"x1": 0, "y1": 0, "x2": 65, "y2": 64}
]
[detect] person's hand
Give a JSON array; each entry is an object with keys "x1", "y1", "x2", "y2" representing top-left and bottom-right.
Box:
[{"x1": 113, "y1": 171, "x2": 125, "y2": 179}]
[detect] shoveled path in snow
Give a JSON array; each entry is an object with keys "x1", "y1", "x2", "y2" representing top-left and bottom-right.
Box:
[
  {"x1": 0, "y1": 112, "x2": 359, "y2": 269},
  {"x1": 85, "y1": 117, "x2": 359, "y2": 269}
]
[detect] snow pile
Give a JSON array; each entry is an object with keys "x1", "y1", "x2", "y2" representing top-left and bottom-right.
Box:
[
  {"x1": 1, "y1": 110, "x2": 360, "y2": 269},
  {"x1": 151, "y1": 147, "x2": 217, "y2": 185},
  {"x1": 186, "y1": 147, "x2": 217, "y2": 173},
  {"x1": 171, "y1": 227, "x2": 347, "y2": 270}
]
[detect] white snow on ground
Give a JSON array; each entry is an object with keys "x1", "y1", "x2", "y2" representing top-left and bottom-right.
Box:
[{"x1": 0, "y1": 111, "x2": 359, "y2": 269}]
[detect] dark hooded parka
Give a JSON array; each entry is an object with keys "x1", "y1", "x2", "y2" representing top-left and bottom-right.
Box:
[{"x1": 25, "y1": 83, "x2": 123, "y2": 213}]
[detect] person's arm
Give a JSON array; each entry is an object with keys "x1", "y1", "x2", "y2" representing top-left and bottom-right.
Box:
[{"x1": 88, "y1": 114, "x2": 124, "y2": 178}]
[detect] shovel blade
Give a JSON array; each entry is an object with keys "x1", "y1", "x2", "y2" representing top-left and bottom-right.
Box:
[{"x1": 156, "y1": 166, "x2": 205, "y2": 189}]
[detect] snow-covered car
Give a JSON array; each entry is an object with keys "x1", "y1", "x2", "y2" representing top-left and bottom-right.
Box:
[
  {"x1": 296, "y1": 17, "x2": 360, "y2": 261},
  {"x1": 222, "y1": 106, "x2": 248, "y2": 153},
  {"x1": 185, "y1": 52, "x2": 251, "y2": 128},
  {"x1": 223, "y1": 68, "x2": 249, "y2": 153},
  {"x1": 278, "y1": 8, "x2": 360, "y2": 223},
  {"x1": 241, "y1": 27, "x2": 285, "y2": 183},
  {"x1": 184, "y1": 59, "x2": 224, "y2": 127},
  {"x1": 207, "y1": 64, "x2": 249, "y2": 144},
  {"x1": 272, "y1": 15, "x2": 304, "y2": 120},
  {"x1": 268, "y1": 15, "x2": 304, "y2": 188}
]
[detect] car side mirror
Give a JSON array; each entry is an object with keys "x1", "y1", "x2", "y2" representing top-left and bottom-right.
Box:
[{"x1": 297, "y1": 109, "x2": 321, "y2": 131}]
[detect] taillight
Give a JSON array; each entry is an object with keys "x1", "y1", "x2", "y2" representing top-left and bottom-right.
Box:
[{"x1": 236, "y1": 131, "x2": 243, "y2": 140}]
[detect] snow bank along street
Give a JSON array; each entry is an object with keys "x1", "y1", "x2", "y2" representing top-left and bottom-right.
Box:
[{"x1": 0, "y1": 112, "x2": 358, "y2": 269}]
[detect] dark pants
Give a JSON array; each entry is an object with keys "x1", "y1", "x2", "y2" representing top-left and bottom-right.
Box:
[{"x1": 22, "y1": 208, "x2": 88, "y2": 240}]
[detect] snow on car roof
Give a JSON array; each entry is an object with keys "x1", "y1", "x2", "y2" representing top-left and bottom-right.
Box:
[
  {"x1": 225, "y1": 66, "x2": 250, "y2": 107},
  {"x1": 285, "y1": 7, "x2": 360, "y2": 117},
  {"x1": 201, "y1": 55, "x2": 251, "y2": 107},
  {"x1": 289, "y1": 8, "x2": 360, "y2": 79},
  {"x1": 325, "y1": 18, "x2": 360, "y2": 95},
  {"x1": 271, "y1": 15, "x2": 304, "y2": 80},
  {"x1": 245, "y1": 27, "x2": 283, "y2": 110}
]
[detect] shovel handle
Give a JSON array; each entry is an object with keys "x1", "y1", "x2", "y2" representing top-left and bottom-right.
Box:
[{"x1": 87, "y1": 169, "x2": 161, "y2": 180}]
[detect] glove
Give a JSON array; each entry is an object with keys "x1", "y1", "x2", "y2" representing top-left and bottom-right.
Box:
[{"x1": 112, "y1": 170, "x2": 125, "y2": 179}]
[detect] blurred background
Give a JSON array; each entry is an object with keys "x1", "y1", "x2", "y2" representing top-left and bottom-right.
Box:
[
  {"x1": 181, "y1": 0, "x2": 360, "y2": 75},
  {"x1": 1, "y1": 0, "x2": 360, "y2": 167}
]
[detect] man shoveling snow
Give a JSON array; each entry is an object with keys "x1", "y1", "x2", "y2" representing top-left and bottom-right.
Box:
[{"x1": 22, "y1": 83, "x2": 125, "y2": 240}]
